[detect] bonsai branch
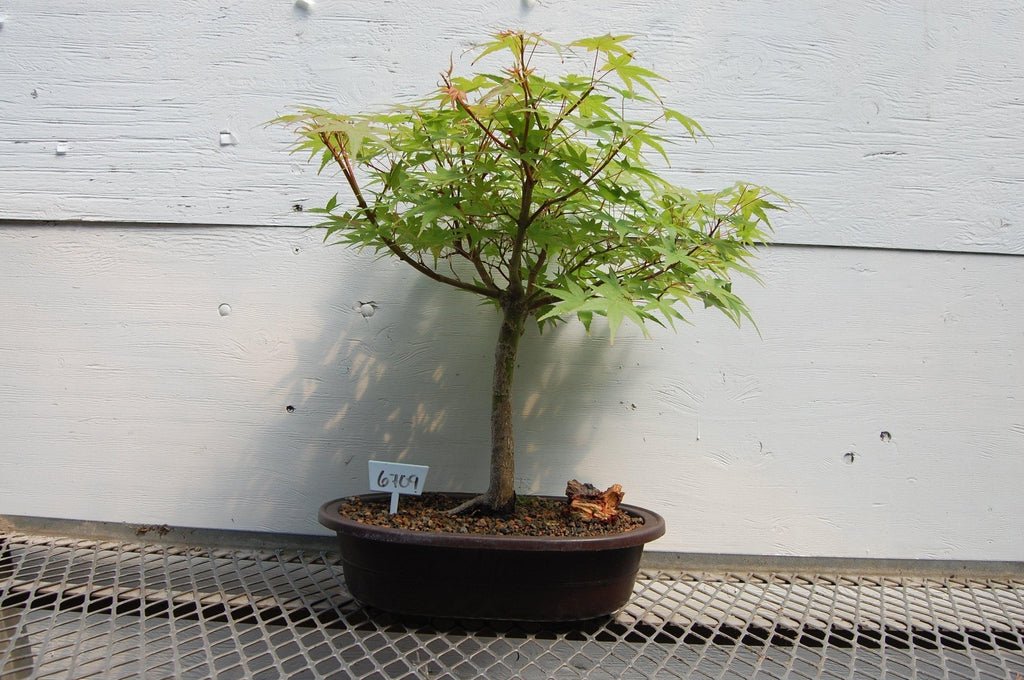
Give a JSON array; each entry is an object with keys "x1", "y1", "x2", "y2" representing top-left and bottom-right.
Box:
[
  {"x1": 320, "y1": 132, "x2": 501, "y2": 300},
  {"x1": 457, "y1": 100, "x2": 511, "y2": 151},
  {"x1": 454, "y1": 239, "x2": 498, "y2": 290},
  {"x1": 547, "y1": 85, "x2": 595, "y2": 140},
  {"x1": 507, "y1": 174, "x2": 536, "y2": 292},
  {"x1": 563, "y1": 241, "x2": 628, "y2": 277},
  {"x1": 528, "y1": 128, "x2": 644, "y2": 223},
  {"x1": 525, "y1": 249, "x2": 548, "y2": 297}
]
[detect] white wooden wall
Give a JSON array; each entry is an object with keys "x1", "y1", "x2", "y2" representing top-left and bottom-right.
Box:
[{"x1": 1, "y1": 0, "x2": 1022, "y2": 559}]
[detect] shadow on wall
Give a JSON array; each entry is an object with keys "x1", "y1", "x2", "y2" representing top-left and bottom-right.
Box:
[{"x1": 212, "y1": 249, "x2": 628, "y2": 530}]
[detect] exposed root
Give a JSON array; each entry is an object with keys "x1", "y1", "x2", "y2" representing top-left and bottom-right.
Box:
[
  {"x1": 445, "y1": 494, "x2": 493, "y2": 516},
  {"x1": 445, "y1": 493, "x2": 515, "y2": 516}
]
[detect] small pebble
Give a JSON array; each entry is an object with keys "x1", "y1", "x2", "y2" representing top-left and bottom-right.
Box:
[{"x1": 337, "y1": 494, "x2": 643, "y2": 538}]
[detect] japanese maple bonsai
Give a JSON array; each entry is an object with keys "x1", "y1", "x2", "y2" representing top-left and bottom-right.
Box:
[{"x1": 275, "y1": 32, "x2": 784, "y2": 517}]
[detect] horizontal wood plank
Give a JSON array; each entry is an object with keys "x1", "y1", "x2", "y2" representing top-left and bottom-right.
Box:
[
  {"x1": 2, "y1": 225, "x2": 1021, "y2": 558},
  {"x1": 0, "y1": 1, "x2": 1021, "y2": 253}
]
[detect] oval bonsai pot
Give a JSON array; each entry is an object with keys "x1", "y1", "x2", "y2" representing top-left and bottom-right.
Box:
[{"x1": 319, "y1": 494, "x2": 666, "y2": 621}]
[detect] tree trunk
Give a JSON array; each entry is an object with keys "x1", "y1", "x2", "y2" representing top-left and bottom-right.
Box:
[
  {"x1": 445, "y1": 296, "x2": 528, "y2": 517},
  {"x1": 485, "y1": 297, "x2": 528, "y2": 514}
]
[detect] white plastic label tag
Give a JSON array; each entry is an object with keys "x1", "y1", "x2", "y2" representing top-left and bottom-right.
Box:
[{"x1": 368, "y1": 461, "x2": 429, "y2": 514}]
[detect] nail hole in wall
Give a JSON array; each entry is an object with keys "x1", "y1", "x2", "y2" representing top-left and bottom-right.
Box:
[{"x1": 357, "y1": 301, "x2": 378, "y2": 318}]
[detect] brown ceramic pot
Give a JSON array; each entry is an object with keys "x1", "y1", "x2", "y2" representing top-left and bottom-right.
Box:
[{"x1": 319, "y1": 493, "x2": 666, "y2": 621}]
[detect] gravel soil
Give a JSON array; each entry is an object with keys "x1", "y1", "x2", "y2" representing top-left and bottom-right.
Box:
[{"x1": 337, "y1": 494, "x2": 645, "y2": 538}]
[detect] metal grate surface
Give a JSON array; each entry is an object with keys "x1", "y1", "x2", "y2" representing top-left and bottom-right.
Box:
[{"x1": 2, "y1": 533, "x2": 1023, "y2": 679}]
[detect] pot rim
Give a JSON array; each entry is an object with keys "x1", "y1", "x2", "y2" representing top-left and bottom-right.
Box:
[{"x1": 318, "y1": 493, "x2": 666, "y2": 552}]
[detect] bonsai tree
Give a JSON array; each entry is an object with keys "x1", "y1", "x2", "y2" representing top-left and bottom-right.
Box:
[{"x1": 274, "y1": 32, "x2": 785, "y2": 516}]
